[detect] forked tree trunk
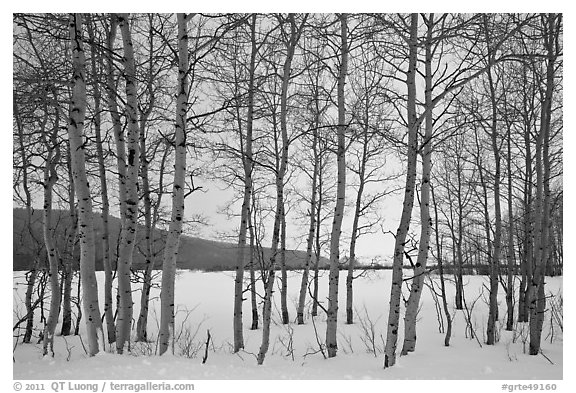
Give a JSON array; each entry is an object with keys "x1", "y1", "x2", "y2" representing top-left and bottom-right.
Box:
[
  {"x1": 159, "y1": 13, "x2": 188, "y2": 355},
  {"x1": 115, "y1": 13, "x2": 141, "y2": 354},
  {"x1": 233, "y1": 14, "x2": 257, "y2": 352},
  {"x1": 529, "y1": 13, "x2": 558, "y2": 355},
  {"x1": 257, "y1": 13, "x2": 305, "y2": 364},
  {"x1": 136, "y1": 16, "x2": 159, "y2": 344},
  {"x1": 87, "y1": 16, "x2": 114, "y2": 344},
  {"x1": 102, "y1": 14, "x2": 124, "y2": 345},
  {"x1": 402, "y1": 14, "x2": 434, "y2": 354},
  {"x1": 326, "y1": 13, "x2": 348, "y2": 358},
  {"x1": 384, "y1": 13, "x2": 418, "y2": 369},
  {"x1": 67, "y1": 13, "x2": 103, "y2": 356}
]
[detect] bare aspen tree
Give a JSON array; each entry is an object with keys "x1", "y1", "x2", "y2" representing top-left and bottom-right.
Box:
[
  {"x1": 325, "y1": 13, "x2": 348, "y2": 358},
  {"x1": 67, "y1": 12, "x2": 104, "y2": 357},
  {"x1": 233, "y1": 14, "x2": 257, "y2": 352},
  {"x1": 136, "y1": 108, "x2": 155, "y2": 343},
  {"x1": 503, "y1": 90, "x2": 516, "y2": 332},
  {"x1": 529, "y1": 13, "x2": 561, "y2": 356},
  {"x1": 384, "y1": 13, "x2": 418, "y2": 368},
  {"x1": 86, "y1": 15, "x2": 114, "y2": 346},
  {"x1": 345, "y1": 38, "x2": 392, "y2": 326},
  {"x1": 297, "y1": 42, "x2": 330, "y2": 323},
  {"x1": 158, "y1": 13, "x2": 189, "y2": 356},
  {"x1": 101, "y1": 14, "x2": 125, "y2": 345},
  {"x1": 136, "y1": 14, "x2": 162, "y2": 343},
  {"x1": 402, "y1": 13, "x2": 435, "y2": 354},
  {"x1": 257, "y1": 13, "x2": 306, "y2": 365},
  {"x1": 482, "y1": 15, "x2": 503, "y2": 346},
  {"x1": 518, "y1": 64, "x2": 535, "y2": 323},
  {"x1": 115, "y1": 12, "x2": 141, "y2": 354}
]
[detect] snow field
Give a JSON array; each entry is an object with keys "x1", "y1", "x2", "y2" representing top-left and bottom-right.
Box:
[{"x1": 13, "y1": 270, "x2": 563, "y2": 380}]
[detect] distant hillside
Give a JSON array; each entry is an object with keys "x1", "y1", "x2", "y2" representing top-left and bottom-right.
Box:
[{"x1": 13, "y1": 208, "x2": 329, "y2": 272}]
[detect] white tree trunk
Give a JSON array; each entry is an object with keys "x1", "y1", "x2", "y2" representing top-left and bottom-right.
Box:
[
  {"x1": 326, "y1": 13, "x2": 348, "y2": 358},
  {"x1": 115, "y1": 13, "x2": 141, "y2": 354},
  {"x1": 67, "y1": 12, "x2": 103, "y2": 357},
  {"x1": 384, "y1": 13, "x2": 418, "y2": 368},
  {"x1": 233, "y1": 14, "x2": 257, "y2": 353},
  {"x1": 402, "y1": 14, "x2": 434, "y2": 354},
  {"x1": 87, "y1": 16, "x2": 114, "y2": 345},
  {"x1": 159, "y1": 13, "x2": 188, "y2": 355},
  {"x1": 529, "y1": 13, "x2": 559, "y2": 355}
]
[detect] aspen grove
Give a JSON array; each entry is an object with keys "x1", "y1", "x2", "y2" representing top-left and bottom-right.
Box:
[{"x1": 13, "y1": 13, "x2": 562, "y2": 379}]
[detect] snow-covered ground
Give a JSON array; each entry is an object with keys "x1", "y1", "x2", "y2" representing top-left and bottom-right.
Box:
[{"x1": 13, "y1": 270, "x2": 563, "y2": 380}]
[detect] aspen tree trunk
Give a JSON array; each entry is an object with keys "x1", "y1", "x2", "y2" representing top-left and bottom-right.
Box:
[
  {"x1": 257, "y1": 269, "x2": 275, "y2": 364},
  {"x1": 14, "y1": 95, "x2": 37, "y2": 344},
  {"x1": 384, "y1": 13, "x2": 418, "y2": 368},
  {"x1": 529, "y1": 104, "x2": 546, "y2": 356},
  {"x1": 278, "y1": 14, "x2": 307, "y2": 326},
  {"x1": 115, "y1": 13, "x2": 141, "y2": 354},
  {"x1": 105, "y1": 15, "x2": 127, "y2": 223},
  {"x1": 485, "y1": 43, "x2": 502, "y2": 346},
  {"x1": 325, "y1": 13, "x2": 348, "y2": 358},
  {"x1": 87, "y1": 17, "x2": 114, "y2": 345},
  {"x1": 103, "y1": 14, "x2": 123, "y2": 344},
  {"x1": 67, "y1": 13, "x2": 103, "y2": 356},
  {"x1": 402, "y1": 14, "x2": 434, "y2": 354},
  {"x1": 233, "y1": 14, "x2": 257, "y2": 352},
  {"x1": 297, "y1": 127, "x2": 318, "y2": 325},
  {"x1": 42, "y1": 118, "x2": 61, "y2": 357},
  {"x1": 158, "y1": 13, "x2": 188, "y2": 356},
  {"x1": 136, "y1": 16, "x2": 158, "y2": 343},
  {"x1": 529, "y1": 13, "x2": 558, "y2": 355}
]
